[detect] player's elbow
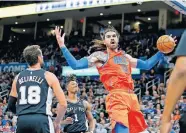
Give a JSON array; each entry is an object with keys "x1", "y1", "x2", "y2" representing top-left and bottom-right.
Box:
[
  {"x1": 71, "y1": 64, "x2": 88, "y2": 70},
  {"x1": 71, "y1": 58, "x2": 88, "y2": 70},
  {"x1": 62, "y1": 101, "x2": 67, "y2": 108},
  {"x1": 58, "y1": 103, "x2": 67, "y2": 111},
  {"x1": 71, "y1": 65, "x2": 80, "y2": 70},
  {"x1": 58, "y1": 100, "x2": 67, "y2": 108}
]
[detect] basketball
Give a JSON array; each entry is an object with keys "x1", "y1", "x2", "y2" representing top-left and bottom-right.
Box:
[{"x1": 157, "y1": 35, "x2": 175, "y2": 54}]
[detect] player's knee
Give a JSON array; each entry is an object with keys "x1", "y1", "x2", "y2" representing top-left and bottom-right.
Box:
[{"x1": 115, "y1": 123, "x2": 129, "y2": 133}]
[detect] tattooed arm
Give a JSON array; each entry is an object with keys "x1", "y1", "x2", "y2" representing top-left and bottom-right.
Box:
[{"x1": 125, "y1": 52, "x2": 164, "y2": 70}]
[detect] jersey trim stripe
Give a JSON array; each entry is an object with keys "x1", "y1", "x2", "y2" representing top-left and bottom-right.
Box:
[
  {"x1": 46, "y1": 87, "x2": 53, "y2": 116},
  {"x1": 48, "y1": 116, "x2": 55, "y2": 133}
]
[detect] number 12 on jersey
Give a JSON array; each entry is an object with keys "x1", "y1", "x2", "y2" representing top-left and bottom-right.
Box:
[{"x1": 19, "y1": 86, "x2": 41, "y2": 105}]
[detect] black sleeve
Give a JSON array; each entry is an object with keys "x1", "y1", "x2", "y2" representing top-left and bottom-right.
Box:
[
  {"x1": 7, "y1": 96, "x2": 17, "y2": 114},
  {"x1": 175, "y1": 30, "x2": 186, "y2": 56}
]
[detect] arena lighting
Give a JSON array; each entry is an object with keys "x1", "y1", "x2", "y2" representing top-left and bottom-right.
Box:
[
  {"x1": 47, "y1": 18, "x2": 50, "y2": 21},
  {"x1": 23, "y1": 29, "x2": 26, "y2": 32},
  {"x1": 108, "y1": 21, "x2": 111, "y2": 24},
  {"x1": 15, "y1": 22, "x2": 18, "y2": 24},
  {"x1": 148, "y1": 17, "x2": 151, "y2": 20},
  {"x1": 100, "y1": 13, "x2": 103, "y2": 16},
  {"x1": 137, "y1": 9, "x2": 141, "y2": 12},
  {"x1": 60, "y1": 26, "x2": 63, "y2": 28}
]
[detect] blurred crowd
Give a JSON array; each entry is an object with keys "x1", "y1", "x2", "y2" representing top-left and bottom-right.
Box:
[{"x1": 141, "y1": 82, "x2": 186, "y2": 133}]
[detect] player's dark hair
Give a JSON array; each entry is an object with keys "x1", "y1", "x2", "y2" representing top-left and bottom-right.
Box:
[
  {"x1": 66, "y1": 74, "x2": 77, "y2": 85},
  {"x1": 23, "y1": 45, "x2": 42, "y2": 66},
  {"x1": 88, "y1": 26, "x2": 120, "y2": 54}
]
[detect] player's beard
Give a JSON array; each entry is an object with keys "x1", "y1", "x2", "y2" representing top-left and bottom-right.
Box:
[{"x1": 109, "y1": 40, "x2": 118, "y2": 50}]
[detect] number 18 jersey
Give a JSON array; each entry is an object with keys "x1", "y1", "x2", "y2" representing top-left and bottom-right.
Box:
[{"x1": 16, "y1": 69, "x2": 53, "y2": 116}]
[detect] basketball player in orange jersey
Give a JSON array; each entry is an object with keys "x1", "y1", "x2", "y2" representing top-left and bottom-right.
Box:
[
  {"x1": 55, "y1": 26, "x2": 176, "y2": 133},
  {"x1": 160, "y1": 30, "x2": 186, "y2": 133}
]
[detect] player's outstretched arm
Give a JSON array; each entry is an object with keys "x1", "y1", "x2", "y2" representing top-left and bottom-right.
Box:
[
  {"x1": 160, "y1": 57, "x2": 186, "y2": 133},
  {"x1": 45, "y1": 72, "x2": 67, "y2": 124},
  {"x1": 160, "y1": 30, "x2": 186, "y2": 133},
  {"x1": 84, "y1": 101, "x2": 95, "y2": 133},
  {"x1": 7, "y1": 76, "x2": 18, "y2": 114},
  {"x1": 126, "y1": 52, "x2": 164, "y2": 70},
  {"x1": 55, "y1": 26, "x2": 89, "y2": 70}
]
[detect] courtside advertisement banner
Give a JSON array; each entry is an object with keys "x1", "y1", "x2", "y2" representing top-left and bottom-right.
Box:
[
  {"x1": 35, "y1": 0, "x2": 152, "y2": 13},
  {"x1": 0, "y1": 62, "x2": 53, "y2": 72}
]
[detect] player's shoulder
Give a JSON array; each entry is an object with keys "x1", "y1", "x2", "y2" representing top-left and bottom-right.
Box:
[
  {"x1": 44, "y1": 71, "x2": 59, "y2": 87},
  {"x1": 87, "y1": 51, "x2": 107, "y2": 62},
  {"x1": 44, "y1": 71, "x2": 58, "y2": 81},
  {"x1": 82, "y1": 100, "x2": 92, "y2": 110},
  {"x1": 124, "y1": 53, "x2": 132, "y2": 59},
  {"x1": 14, "y1": 72, "x2": 21, "y2": 82}
]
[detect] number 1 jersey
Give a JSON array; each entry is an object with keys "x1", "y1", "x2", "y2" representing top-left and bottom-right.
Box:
[
  {"x1": 64, "y1": 100, "x2": 88, "y2": 132},
  {"x1": 16, "y1": 69, "x2": 53, "y2": 116}
]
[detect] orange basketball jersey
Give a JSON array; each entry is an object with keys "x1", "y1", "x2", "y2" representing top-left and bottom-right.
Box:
[{"x1": 97, "y1": 50, "x2": 134, "y2": 91}]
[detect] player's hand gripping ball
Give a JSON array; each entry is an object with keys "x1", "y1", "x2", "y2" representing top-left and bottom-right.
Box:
[{"x1": 157, "y1": 35, "x2": 176, "y2": 54}]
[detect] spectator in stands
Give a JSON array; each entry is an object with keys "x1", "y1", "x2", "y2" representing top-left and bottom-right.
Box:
[
  {"x1": 149, "y1": 69, "x2": 156, "y2": 81},
  {"x1": 175, "y1": 103, "x2": 180, "y2": 111},
  {"x1": 152, "y1": 91, "x2": 159, "y2": 102},
  {"x1": 141, "y1": 72, "x2": 148, "y2": 82},
  {"x1": 147, "y1": 118, "x2": 155, "y2": 129},
  {"x1": 173, "y1": 110, "x2": 181, "y2": 121},
  {"x1": 95, "y1": 119, "x2": 108, "y2": 133},
  {"x1": 142, "y1": 91, "x2": 152, "y2": 101},
  {"x1": 2, "y1": 114, "x2": 9, "y2": 126},
  {"x1": 3, "y1": 120, "x2": 11, "y2": 133},
  {"x1": 143, "y1": 102, "x2": 157, "y2": 114},
  {"x1": 158, "y1": 83, "x2": 166, "y2": 95},
  {"x1": 180, "y1": 96, "x2": 186, "y2": 112},
  {"x1": 99, "y1": 112, "x2": 106, "y2": 122},
  {"x1": 156, "y1": 104, "x2": 162, "y2": 111},
  {"x1": 160, "y1": 94, "x2": 166, "y2": 107},
  {"x1": 155, "y1": 109, "x2": 162, "y2": 119}
]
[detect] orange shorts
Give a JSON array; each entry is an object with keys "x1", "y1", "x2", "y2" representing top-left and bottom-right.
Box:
[{"x1": 106, "y1": 89, "x2": 147, "y2": 133}]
